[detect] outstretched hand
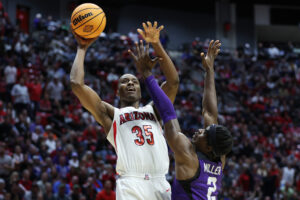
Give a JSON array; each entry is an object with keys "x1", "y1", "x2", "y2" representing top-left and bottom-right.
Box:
[
  {"x1": 128, "y1": 40, "x2": 162, "y2": 78},
  {"x1": 70, "y1": 24, "x2": 98, "y2": 50},
  {"x1": 201, "y1": 40, "x2": 221, "y2": 71},
  {"x1": 137, "y1": 21, "x2": 164, "y2": 44}
]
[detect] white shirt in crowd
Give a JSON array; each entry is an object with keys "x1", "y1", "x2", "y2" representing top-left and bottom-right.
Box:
[
  {"x1": 11, "y1": 84, "x2": 30, "y2": 104},
  {"x1": 12, "y1": 153, "x2": 24, "y2": 168},
  {"x1": 280, "y1": 166, "x2": 295, "y2": 187},
  {"x1": 69, "y1": 158, "x2": 79, "y2": 168},
  {"x1": 4, "y1": 65, "x2": 17, "y2": 84},
  {"x1": 46, "y1": 80, "x2": 64, "y2": 101},
  {"x1": 45, "y1": 139, "x2": 56, "y2": 154}
]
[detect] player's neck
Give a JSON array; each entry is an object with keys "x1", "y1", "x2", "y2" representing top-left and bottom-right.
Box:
[{"x1": 120, "y1": 101, "x2": 139, "y2": 109}]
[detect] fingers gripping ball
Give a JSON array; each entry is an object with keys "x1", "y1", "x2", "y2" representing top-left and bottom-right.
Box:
[{"x1": 71, "y1": 3, "x2": 106, "y2": 39}]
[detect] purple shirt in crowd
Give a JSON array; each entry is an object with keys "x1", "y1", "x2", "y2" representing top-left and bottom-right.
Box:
[{"x1": 172, "y1": 153, "x2": 223, "y2": 200}]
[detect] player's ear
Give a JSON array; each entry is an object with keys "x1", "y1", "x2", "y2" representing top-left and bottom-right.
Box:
[
  {"x1": 116, "y1": 89, "x2": 120, "y2": 97},
  {"x1": 206, "y1": 145, "x2": 213, "y2": 152}
]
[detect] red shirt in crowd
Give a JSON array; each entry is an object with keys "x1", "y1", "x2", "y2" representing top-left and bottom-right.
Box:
[
  {"x1": 96, "y1": 189, "x2": 116, "y2": 200},
  {"x1": 39, "y1": 99, "x2": 52, "y2": 112},
  {"x1": 238, "y1": 172, "x2": 251, "y2": 191},
  {"x1": 27, "y1": 82, "x2": 42, "y2": 101},
  {"x1": 19, "y1": 179, "x2": 32, "y2": 191},
  {"x1": 82, "y1": 127, "x2": 98, "y2": 141}
]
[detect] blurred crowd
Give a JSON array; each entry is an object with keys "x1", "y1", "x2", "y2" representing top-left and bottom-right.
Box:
[{"x1": 0, "y1": 2, "x2": 299, "y2": 200}]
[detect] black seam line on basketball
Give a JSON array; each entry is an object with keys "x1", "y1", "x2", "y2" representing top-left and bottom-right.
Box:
[
  {"x1": 71, "y1": 8, "x2": 101, "y2": 21},
  {"x1": 82, "y1": 15, "x2": 106, "y2": 37},
  {"x1": 73, "y1": 11, "x2": 103, "y2": 31}
]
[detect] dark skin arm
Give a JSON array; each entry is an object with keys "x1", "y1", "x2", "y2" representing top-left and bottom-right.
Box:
[
  {"x1": 137, "y1": 21, "x2": 179, "y2": 103},
  {"x1": 70, "y1": 27, "x2": 114, "y2": 134},
  {"x1": 169, "y1": 40, "x2": 223, "y2": 179},
  {"x1": 201, "y1": 40, "x2": 220, "y2": 128},
  {"x1": 201, "y1": 40, "x2": 226, "y2": 169}
]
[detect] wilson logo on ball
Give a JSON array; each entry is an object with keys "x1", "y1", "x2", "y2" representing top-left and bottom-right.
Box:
[
  {"x1": 73, "y1": 12, "x2": 93, "y2": 26},
  {"x1": 83, "y1": 25, "x2": 93, "y2": 32}
]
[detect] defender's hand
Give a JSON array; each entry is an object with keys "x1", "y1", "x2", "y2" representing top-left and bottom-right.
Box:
[
  {"x1": 137, "y1": 21, "x2": 164, "y2": 44},
  {"x1": 201, "y1": 40, "x2": 221, "y2": 71},
  {"x1": 128, "y1": 40, "x2": 162, "y2": 78}
]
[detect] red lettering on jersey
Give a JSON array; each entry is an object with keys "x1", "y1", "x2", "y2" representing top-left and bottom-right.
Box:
[
  {"x1": 144, "y1": 112, "x2": 150, "y2": 120},
  {"x1": 130, "y1": 112, "x2": 134, "y2": 121},
  {"x1": 133, "y1": 111, "x2": 139, "y2": 120},
  {"x1": 125, "y1": 113, "x2": 131, "y2": 121},
  {"x1": 139, "y1": 112, "x2": 145, "y2": 120},
  {"x1": 149, "y1": 113, "x2": 155, "y2": 121},
  {"x1": 119, "y1": 114, "x2": 126, "y2": 125},
  {"x1": 120, "y1": 111, "x2": 156, "y2": 125}
]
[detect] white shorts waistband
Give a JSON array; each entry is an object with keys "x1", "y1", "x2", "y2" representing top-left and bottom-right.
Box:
[{"x1": 119, "y1": 172, "x2": 166, "y2": 180}]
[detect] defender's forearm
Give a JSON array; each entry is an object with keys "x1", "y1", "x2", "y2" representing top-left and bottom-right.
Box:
[
  {"x1": 152, "y1": 42, "x2": 179, "y2": 84},
  {"x1": 202, "y1": 68, "x2": 218, "y2": 118}
]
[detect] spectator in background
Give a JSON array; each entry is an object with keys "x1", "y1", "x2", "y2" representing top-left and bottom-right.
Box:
[
  {"x1": 11, "y1": 77, "x2": 30, "y2": 114},
  {"x1": 18, "y1": 169, "x2": 32, "y2": 193},
  {"x1": 33, "y1": 13, "x2": 43, "y2": 30},
  {"x1": 56, "y1": 155, "x2": 69, "y2": 179},
  {"x1": 37, "y1": 172, "x2": 48, "y2": 195},
  {"x1": 31, "y1": 126, "x2": 43, "y2": 144},
  {"x1": 39, "y1": 92, "x2": 52, "y2": 113},
  {"x1": 44, "y1": 182, "x2": 54, "y2": 200},
  {"x1": 90, "y1": 172, "x2": 103, "y2": 194},
  {"x1": 27, "y1": 76, "x2": 43, "y2": 116},
  {"x1": 83, "y1": 176, "x2": 98, "y2": 200},
  {"x1": 0, "y1": 178, "x2": 6, "y2": 200},
  {"x1": 15, "y1": 112, "x2": 30, "y2": 135},
  {"x1": 45, "y1": 132, "x2": 56, "y2": 154},
  {"x1": 11, "y1": 145, "x2": 24, "y2": 169},
  {"x1": 127, "y1": 29, "x2": 138, "y2": 43},
  {"x1": 24, "y1": 181, "x2": 42, "y2": 200},
  {"x1": 54, "y1": 183, "x2": 70, "y2": 200},
  {"x1": 160, "y1": 29, "x2": 169, "y2": 49},
  {"x1": 69, "y1": 175, "x2": 80, "y2": 192},
  {"x1": 46, "y1": 75, "x2": 64, "y2": 102},
  {"x1": 71, "y1": 184, "x2": 82, "y2": 200},
  {"x1": 280, "y1": 161, "x2": 296, "y2": 189},
  {"x1": 0, "y1": 144, "x2": 12, "y2": 180},
  {"x1": 95, "y1": 180, "x2": 116, "y2": 200},
  {"x1": 4, "y1": 60, "x2": 17, "y2": 90},
  {"x1": 268, "y1": 43, "x2": 280, "y2": 58},
  {"x1": 69, "y1": 152, "x2": 79, "y2": 169},
  {"x1": 100, "y1": 164, "x2": 116, "y2": 190}
]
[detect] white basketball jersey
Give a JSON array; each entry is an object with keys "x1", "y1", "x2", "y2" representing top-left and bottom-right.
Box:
[{"x1": 107, "y1": 105, "x2": 169, "y2": 176}]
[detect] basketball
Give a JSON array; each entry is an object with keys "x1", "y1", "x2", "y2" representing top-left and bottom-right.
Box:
[{"x1": 70, "y1": 3, "x2": 106, "y2": 39}]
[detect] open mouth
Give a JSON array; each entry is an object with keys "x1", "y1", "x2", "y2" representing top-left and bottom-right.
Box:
[{"x1": 127, "y1": 88, "x2": 136, "y2": 92}]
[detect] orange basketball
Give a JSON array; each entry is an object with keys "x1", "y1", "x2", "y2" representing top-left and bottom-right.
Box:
[{"x1": 71, "y1": 3, "x2": 106, "y2": 39}]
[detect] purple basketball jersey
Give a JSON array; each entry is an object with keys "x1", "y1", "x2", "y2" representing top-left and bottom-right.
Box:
[{"x1": 172, "y1": 154, "x2": 223, "y2": 200}]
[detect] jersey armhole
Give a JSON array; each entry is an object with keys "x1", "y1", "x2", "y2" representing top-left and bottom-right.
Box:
[
  {"x1": 177, "y1": 164, "x2": 201, "y2": 200},
  {"x1": 106, "y1": 108, "x2": 118, "y2": 149},
  {"x1": 178, "y1": 164, "x2": 201, "y2": 185}
]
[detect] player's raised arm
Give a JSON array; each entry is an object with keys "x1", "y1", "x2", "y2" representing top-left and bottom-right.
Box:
[
  {"x1": 201, "y1": 40, "x2": 221, "y2": 128},
  {"x1": 129, "y1": 41, "x2": 194, "y2": 164},
  {"x1": 70, "y1": 28, "x2": 113, "y2": 134},
  {"x1": 137, "y1": 21, "x2": 179, "y2": 103}
]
